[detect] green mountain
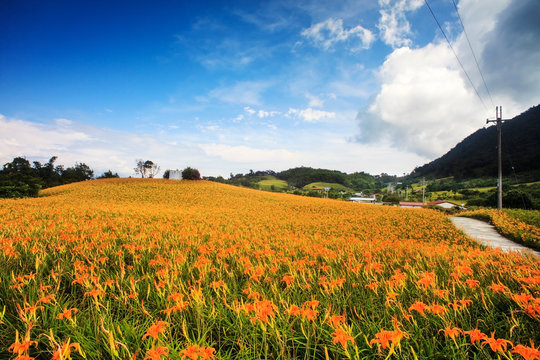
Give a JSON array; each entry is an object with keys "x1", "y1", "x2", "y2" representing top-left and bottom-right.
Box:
[{"x1": 410, "y1": 104, "x2": 540, "y2": 181}]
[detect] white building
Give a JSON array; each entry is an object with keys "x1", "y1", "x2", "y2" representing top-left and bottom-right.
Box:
[
  {"x1": 169, "y1": 170, "x2": 182, "y2": 180},
  {"x1": 350, "y1": 195, "x2": 377, "y2": 204}
]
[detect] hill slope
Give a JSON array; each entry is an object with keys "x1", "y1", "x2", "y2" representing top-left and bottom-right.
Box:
[
  {"x1": 411, "y1": 104, "x2": 540, "y2": 180},
  {"x1": 1, "y1": 179, "x2": 539, "y2": 358}
]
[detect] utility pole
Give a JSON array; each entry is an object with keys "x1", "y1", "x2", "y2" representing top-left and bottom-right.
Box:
[
  {"x1": 422, "y1": 177, "x2": 425, "y2": 204},
  {"x1": 486, "y1": 106, "x2": 510, "y2": 210}
]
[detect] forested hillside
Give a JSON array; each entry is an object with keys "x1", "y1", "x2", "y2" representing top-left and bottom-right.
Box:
[{"x1": 411, "y1": 104, "x2": 540, "y2": 180}]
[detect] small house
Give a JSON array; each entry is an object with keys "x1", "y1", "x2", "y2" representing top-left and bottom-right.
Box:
[
  {"x1": 399, "y1": 201, "x2": 424, "y2": 208},
  {"x1": 350, "y1": 195, "x2": 377, "y2": 204},
  {"x1": 427, "y1": 200, "x2": 463, "y2": 209}
]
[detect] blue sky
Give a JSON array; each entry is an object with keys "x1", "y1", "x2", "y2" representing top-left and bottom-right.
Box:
[{"x1": 1, "y1": 0, "x2": 539, "y2": 177}]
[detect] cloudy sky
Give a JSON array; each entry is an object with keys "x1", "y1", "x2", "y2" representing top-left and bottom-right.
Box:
[{"x1": 1, "y1": 0, "x2": 539, "y2": 177}]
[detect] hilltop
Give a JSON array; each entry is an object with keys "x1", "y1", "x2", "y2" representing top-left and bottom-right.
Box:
[{"x1": 410, "y1": 104, "x2": 540, "y2": 181}]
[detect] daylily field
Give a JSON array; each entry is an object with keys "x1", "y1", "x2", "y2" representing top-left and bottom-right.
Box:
[{"x1": 1, "y1": 179, "x2": 539, "y2": 359}]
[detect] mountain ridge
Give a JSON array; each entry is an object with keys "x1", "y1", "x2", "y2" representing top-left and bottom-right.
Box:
[{"x1": 409, "y1": 104, "x2": 540, "y2": 180}]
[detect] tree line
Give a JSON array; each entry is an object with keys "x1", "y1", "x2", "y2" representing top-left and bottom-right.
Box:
[
  {"x1": 0, "y1": 156, "x2": 117, "y2": 198},
  {"x1": 216, "y1": 167, "x2": 394, "y2": 192}
]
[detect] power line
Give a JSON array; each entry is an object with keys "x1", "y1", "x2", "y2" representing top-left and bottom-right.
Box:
[
  {"x1": 423, "y1": 0, "x2": 489, "y2": 112},
  {"x1": 450, "y1": 0, "x2": 495, "y2": 108}
]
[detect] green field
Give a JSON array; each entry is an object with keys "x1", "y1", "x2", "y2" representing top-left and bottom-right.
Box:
[
  {"x1": 303, "y1": 182, "x2": 352, "y2": 192},
  {"x1": 257, "y1": 176, "x2": 289, "y2": 191}
]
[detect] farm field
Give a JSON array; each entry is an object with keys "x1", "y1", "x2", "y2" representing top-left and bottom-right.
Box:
[
  {"x1": 256, "y1": 177, "x2": 289, "y2": 192},
  {"x1": 303, "y1": 182, "x2": 352, "y2": 192},
  {"x1": 1, "y1": 179, "x2": 539, "y2": 360}
]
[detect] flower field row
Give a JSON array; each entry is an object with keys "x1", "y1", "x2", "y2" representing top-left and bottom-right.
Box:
[{"x1": 1, "y1": 178, "x2": 539, "y2": 359}]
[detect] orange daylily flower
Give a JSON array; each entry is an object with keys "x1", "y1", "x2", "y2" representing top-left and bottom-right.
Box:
[
  {"x1": 142, "y1": 321, "x2": 169, "y2": 341},
  {"x1": 51, "y1": 340, "x2": 82, "y2": 360},
  {"x1": 57, "y1": 307, "x2": 78, "y2": 320},
  {"x1": 439, "y1": 326, "x2": 462, "y2": 341},
  {"x1": 409, "y1": 301, "x2": 428, "y2": 316},
  {"x1": 482, "y1": 333, "x2": 513, "y2": 354},
  {"x1": 464, "y1": 328, "x2": 487, "y2": 344},
  {"x1": 332, "y1": 328, "x2": 354, "y2": 348},
  {"x1": 145, "y1": 346, "x2": 169, "y2": 360},
  {"x1": 512, "y1": 343, "x2": 540, "y2": 360}
]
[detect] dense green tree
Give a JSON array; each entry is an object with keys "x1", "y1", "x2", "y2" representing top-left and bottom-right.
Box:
[
  {"x1": 0, "y1": 156, "x2": 99, "y2": 198},
  {"x1": 182, "y1": 167, "x2": 201, "y2": 180},
  {"x1": 98, "y1": 170, "x2": 119, "y2": 179},
  {"x1": 0, "y1": 157, "x2": 43, "y2": 198},
  {"x1": 62, "y1": 163, "x2": 94, "y2": 183}
]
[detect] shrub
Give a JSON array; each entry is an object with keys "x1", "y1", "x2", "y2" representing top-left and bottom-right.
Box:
[{"x1": 182, "y1": 167, "x2": 201, "y2": 180}]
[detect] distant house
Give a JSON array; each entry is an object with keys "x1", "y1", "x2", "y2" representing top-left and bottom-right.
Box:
[
  {"x1": 427, "y1": 200, "x2": 463, "y2": 209},
  {"x1": 399, "y1": 201, "x2": 424, "y2": 208},
  {"x1": 310, "y1": 187, "x2": 324, "y2": 192},
  {"x1": 399, "y1": 200, "x2": 464, "y2": 209},
  {"x1": 350, "y1": 195, "x2": 377, "y2": 204},
  {"x1": 169, "y1": 170, "x2": 182, "y2": 180}
]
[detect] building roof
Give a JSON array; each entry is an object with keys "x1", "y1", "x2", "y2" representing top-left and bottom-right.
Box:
[
  {"x1": 399, "y1": 202, "x2": 425, "y2": 207},
  {"x1": 427, "y1": 200, "x2": 458, "y2": 206}
]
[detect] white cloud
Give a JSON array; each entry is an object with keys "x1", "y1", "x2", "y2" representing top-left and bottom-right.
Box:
[
  {"x1": 305, "y1": 93, "x2": 324, "y2": 107},
  {"x1": 356, "y1": 0, "x2": 539, "y2": 161},
  {"x1": 377, "y1": 0, "x2": 423, "y2": 48},
  {"x1": 0, "y1": 115, "x2": 208, "y2": 177},
  {"x1": 288, "y1": 107, "x2": 336, "y2": 122},
  {"x1": 301, "y1": 18, "x2": 374, "y2": 51},
  {"x1": 257, "y1": 110, "x2": 279, "y2": 118},
  {"x1": 356, "y1": 44, "x2": 481, "y2": 158},
  {"x1": 242, "y1": 106, "x2": 279, "y2": 118},
  {"x1": 208, "y1": 81, "x2": 271, "y2": 105},
  {"x1": 55, "y1": 118, "x2": 73, "y2": 126},
  {"x1": 198, "y1": 125, "x2": 220, "y2": 132},
  {"x1": 201, "y1": 144, "x2": 297, "y2": 163},
  {"x1": 0, "y1": 113, "x2": 431, "y2": 178}
]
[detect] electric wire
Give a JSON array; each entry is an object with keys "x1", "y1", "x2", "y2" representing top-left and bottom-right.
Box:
[
  {"x1": 423, "y1": 0, "x2": 489, "y2": 112},
  {"x1": 450, "y1": 0, "x2": 495, "y2": 108}
]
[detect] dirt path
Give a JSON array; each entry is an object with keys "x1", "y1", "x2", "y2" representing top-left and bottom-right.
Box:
[{"x1": 450, "y1": 216, "x2": 540, "y2": 257}]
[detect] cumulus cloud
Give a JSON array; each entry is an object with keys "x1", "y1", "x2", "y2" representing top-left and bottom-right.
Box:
[
  {"x1": 356, "y1": 0, "x2": 539, "y2": 160},
  {"x1": 377, "y1": 0, "x2": 423, "y2": 48},
  {"x1": 287, "y1": 108, "x2": 337, "y2": 123},
  {"x1": 355, "y1": 44, "x2": 481, "y2": 158},
  {"x1": 301, "y1": 18, "x2": 374, "y2": 51}
]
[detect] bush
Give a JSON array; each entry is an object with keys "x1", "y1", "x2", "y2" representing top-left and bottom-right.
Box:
[{"x1": 182, "y1": 167, "x2": 201, "y2": 180}]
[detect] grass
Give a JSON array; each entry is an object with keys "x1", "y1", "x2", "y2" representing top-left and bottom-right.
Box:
[
  {"x1": 504, "y1": 208, "x2": 540, "y2": 228},
  {"x1": 466, "y1": 186, "x2": 496, "y2": 192},
  {"x1": 1, "y1": 178, "x2": 539, "y2": 359},
  {"x1": 303, "y1": 182, "x2": 352, "y2": 192},
  {"x1": 257, "y1": 177, "x2": 289, "y2": 191}
]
